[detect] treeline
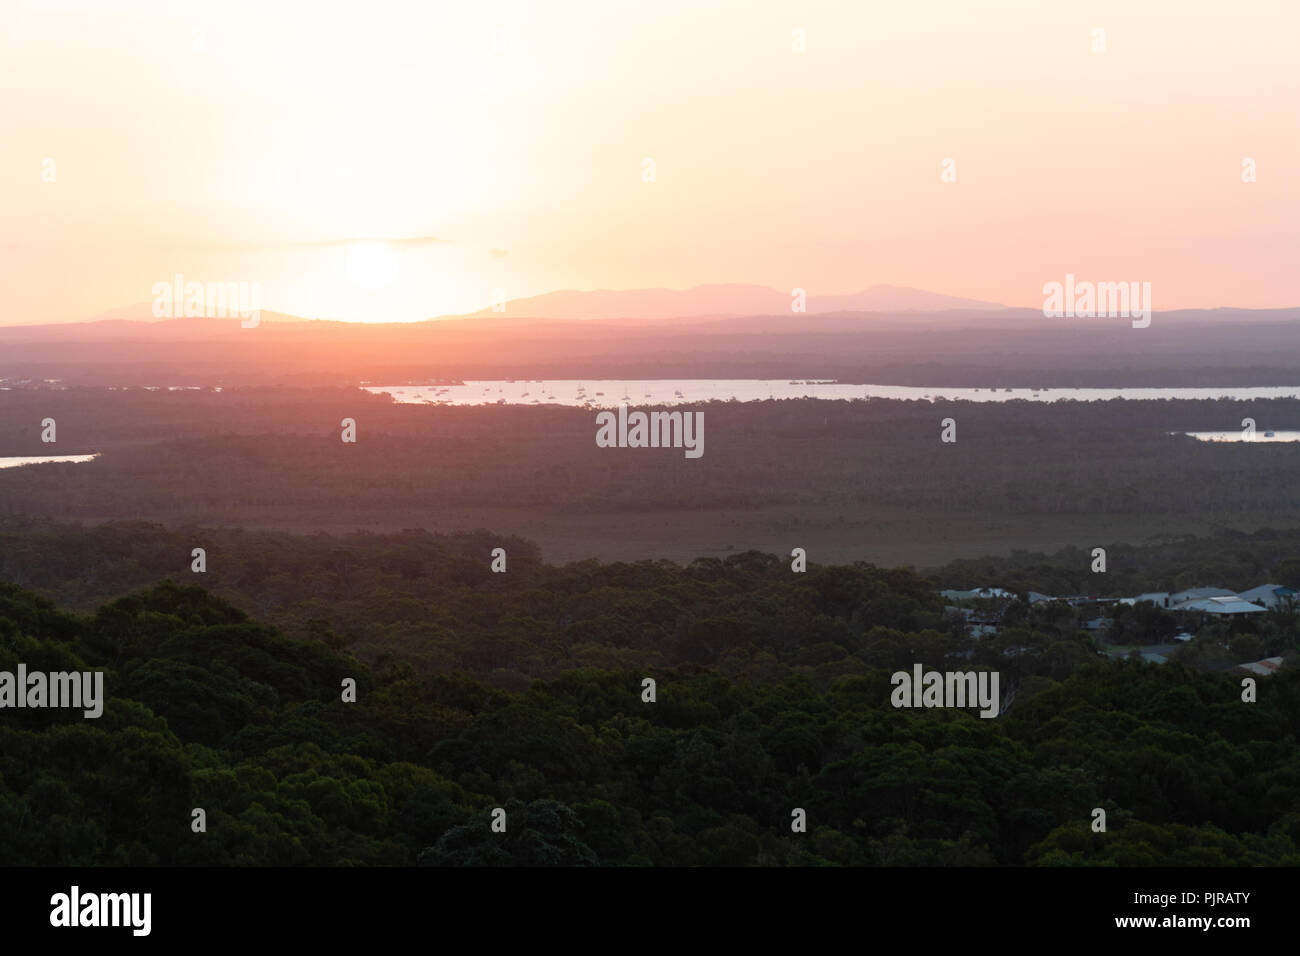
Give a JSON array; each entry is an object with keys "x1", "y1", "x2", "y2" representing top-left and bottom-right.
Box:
[
  {"x1": 1, "y1": 580, "x2": 1297, "y2": 866},
  {"x1": 0, "y1": 518, "x2": 943, "y2": 682},
  {"x1": 2, "y1": 519, "x2": 1298, "y2": 683},
  {"x1": 929, "y1": 528, "x2": 1300, "y2": 597}
]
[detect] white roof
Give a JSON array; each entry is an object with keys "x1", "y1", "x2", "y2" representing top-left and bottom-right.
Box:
[
  {"x1": 1176, "y1": 597, "x2": 1266, "y2": 614},
  {"x1": 1238, "y1": 656, "x2": 1284, "y2": 676},
  {"x1": 940, "y1": 587, "x2": 1014, "y2": 600},
  {"x1": 1120, "y1": 592, "x2": 1170, "y2": 605},
  {"x1": 1170, "y1": 587, "x2": 1239, "y2": 602},
  {"x1": 1238, "y1": 584, "x2": 1295, "y2": 602}
]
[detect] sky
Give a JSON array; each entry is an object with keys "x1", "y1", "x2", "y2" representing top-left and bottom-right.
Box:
[{"x1": 2, "y1": 0, "x2": 1297, "y2": 324}]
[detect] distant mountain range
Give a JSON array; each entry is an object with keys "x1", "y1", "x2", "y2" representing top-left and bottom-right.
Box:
[
  {"x1": 2, "y1": 283, "x2": 1299, "y2": 389},
  {"x1": 459, "y1": 284, "x2": 1008, "y2": 320},
  {"x1": 7, "y1": 285, "x2": 1002, "y2": 331},
  {"x1": 14, "y1": 284, "x2": 1298, "y2": 331}
]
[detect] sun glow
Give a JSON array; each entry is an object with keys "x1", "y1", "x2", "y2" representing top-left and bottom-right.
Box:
[
  {"x1": 345, "y1": 242, "x2": 400, "y2": 291},
  {"x1": 4, "y1": 1, "x2": 1298, "y2": 325}
]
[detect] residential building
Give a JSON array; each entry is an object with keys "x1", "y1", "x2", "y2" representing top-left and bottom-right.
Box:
[
  {"x1": 1238, "y1": 656, "x2": 1285, "y2": 677},
  {"x1": 1176, "y1": 596, "x2": 1266, "y2": 615},
  {"x1": 1119, "y1": 591, "x2": 1171, "y2": 608},
  {"x1": 1169, "y1": 586, "x2": 1239, "y2": 608},
  {"x1": 1238, "y1": 584, "x2": 1298, "y2": 609}
]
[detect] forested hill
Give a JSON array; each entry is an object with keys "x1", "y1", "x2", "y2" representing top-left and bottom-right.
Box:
[{"x1": 1, "y1": 574, "x2": 1297, "y2": 866}]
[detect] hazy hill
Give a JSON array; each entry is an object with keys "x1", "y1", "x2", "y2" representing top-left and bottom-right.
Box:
[{"x1": 457, "y1": 283, "x2": 1007, "y2": 319}]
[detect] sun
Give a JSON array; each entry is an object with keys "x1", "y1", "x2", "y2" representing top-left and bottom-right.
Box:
[{"x1": 345, "y1": 242, "x2": 399, "y2": 291}]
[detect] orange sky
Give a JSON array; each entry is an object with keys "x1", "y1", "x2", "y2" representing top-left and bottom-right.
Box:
[{"x1": 2, "y1": 0, "x2": 1297, "y2": 324}]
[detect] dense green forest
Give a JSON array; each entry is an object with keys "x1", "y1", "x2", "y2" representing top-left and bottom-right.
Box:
[
  {"x1": 3, "y1": 519, "x2": 1298, "y2": 682},
  {"x1": 2, "y1": 392, "x2": 1298, "y2": 866},
  {"x1": 931, "y1": 528, "x2": 1300, "y2": 597},
  {"x1": 1, "y1": 542, "x2": 1297, "y2": 866}
]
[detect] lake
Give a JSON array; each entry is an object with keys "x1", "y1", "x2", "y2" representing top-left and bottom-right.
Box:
[
  {"x1": 1179, "y1": 431, "x2": 1300, "y2": 443},
  {"x1": 365, "y1": 380, "x2": 1300, "y2": 407},
  {"x1": 0, "y1": 454, "x2": 99, "y2": 469}
]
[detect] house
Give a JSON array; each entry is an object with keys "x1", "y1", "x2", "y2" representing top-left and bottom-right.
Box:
[
  {"x1": 944, "y1": 605, "x2": 999, "y2": 636},
  {"x1": 1238, "y1": 656, "x2": 1284, "y2": 676},
  {"x1": 1119, "y1": 591, "x2": 1171, "y2": 608},
  {"x1": 1175, "y1": 596, "x2": 1266, "y2": 615},
  {"x1": 1026, "y1": 591, "x2": 1056, "y2": 604},
  {"x1": 940, "y1": 587, "x2": 1015, "y2": 601},
  {"x1": 1169, "y1": 586, "x2": 1239, "y2": 608},
  {"x1": 1238, "y1": 584, "x2": 1298, "y2": 609}
]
